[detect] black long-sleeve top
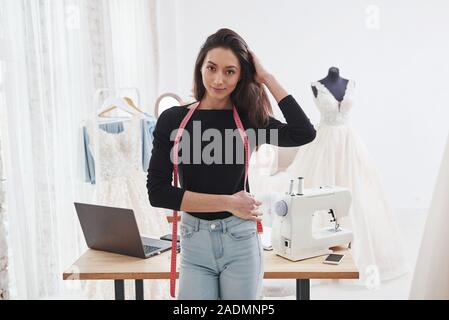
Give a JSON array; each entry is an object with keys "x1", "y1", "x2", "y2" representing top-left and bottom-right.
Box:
[{"x1": 147, "y1": 95, "x2": 316, "y2": 220}]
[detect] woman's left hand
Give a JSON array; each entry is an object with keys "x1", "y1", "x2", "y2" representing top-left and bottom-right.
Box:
[{"x1": 248, "y1": 49, "x2": 271, "y2": 85}]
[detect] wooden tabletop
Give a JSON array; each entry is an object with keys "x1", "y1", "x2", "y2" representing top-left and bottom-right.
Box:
[{"x1": 63, "y1": 246, "x2": 358, "y2": 281}]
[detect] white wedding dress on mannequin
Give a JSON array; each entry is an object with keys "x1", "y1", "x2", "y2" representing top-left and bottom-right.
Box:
[
  {"x1": 410, "y1": 134, "x2": 449, "y2": 299},
  {"x1": 286, "y1": 80, "x2": 410, "y2": 284},
  {"x1": 84, "y1": 115, "x2": 171, "y2": 299}
]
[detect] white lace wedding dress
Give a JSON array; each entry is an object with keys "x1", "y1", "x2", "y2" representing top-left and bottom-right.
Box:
[
  {"x1": 85, "y1": 116, "x2": 171, "y2": 299},
  {"x1": 286, "y1": 80, "x2": 410, "y2": 284},
  {"x1": 410, "y1": 134, "x2": 449, "y2": 299}
]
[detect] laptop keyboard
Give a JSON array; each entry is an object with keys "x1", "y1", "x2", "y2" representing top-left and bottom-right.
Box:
[{"x1": 143, "y1": 245, "x2": 160, "y2": 255}]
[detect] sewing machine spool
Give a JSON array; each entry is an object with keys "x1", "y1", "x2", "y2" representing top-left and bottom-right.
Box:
[
  {"x1": 289, "y1": 179, "x2": 294, "y2": 195},
  {"x1": 296, "y1": 177, "x2": 304, "y2": 195}
]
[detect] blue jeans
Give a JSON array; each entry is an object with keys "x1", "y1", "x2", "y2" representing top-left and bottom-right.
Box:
[{"x1": 178, "y1": 213, "x2": 264, "y2": 300}]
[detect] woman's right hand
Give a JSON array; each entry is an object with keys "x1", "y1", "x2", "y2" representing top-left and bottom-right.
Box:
[{"x1": 228, "y1": 190, "x2": 263, "y2": 222}]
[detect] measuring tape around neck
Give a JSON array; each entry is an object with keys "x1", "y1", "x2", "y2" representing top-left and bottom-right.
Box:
[{"x1": 169, "y1": 101, "x2": 263, "y2": 297}]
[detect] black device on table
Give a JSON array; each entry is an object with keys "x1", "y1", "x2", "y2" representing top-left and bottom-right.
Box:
[
  {"x1": 322, "y1": 253, "x2": 345, "y2": 265},
  {"x1": 160, "y1": 234, "x2": 180, "y2": 242}
]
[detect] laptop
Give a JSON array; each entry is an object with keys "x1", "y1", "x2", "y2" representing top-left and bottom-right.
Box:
[{"x1": 74, "y1": 202, "x2": 178, "y2": 259}]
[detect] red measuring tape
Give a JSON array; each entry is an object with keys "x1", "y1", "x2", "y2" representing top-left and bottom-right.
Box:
[{"x1": 169, "y1": 101, "x2": 263, "y2": 297}]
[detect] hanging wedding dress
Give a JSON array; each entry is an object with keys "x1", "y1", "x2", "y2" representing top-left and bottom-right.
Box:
[
  {"x1": 285, "y1": 80, "x2": 410, "y2": 284},
  {"x1": 409, "y1": 134, "x2": 449, "y2": 299},
  {"x1": 84, "y1": 115, "x2": 171, "y2": 299}
]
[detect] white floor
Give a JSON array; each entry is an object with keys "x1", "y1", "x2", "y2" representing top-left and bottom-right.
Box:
[{"x1": 262, "y1": 208, "x2": 427, "y2": 300}]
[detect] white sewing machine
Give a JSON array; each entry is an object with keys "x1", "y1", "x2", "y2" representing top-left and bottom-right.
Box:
[{"x1": 270, "y1": 181, "x2": 353, "y2": 261}]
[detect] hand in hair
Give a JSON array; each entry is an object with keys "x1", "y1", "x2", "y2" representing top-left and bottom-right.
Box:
[{"x1": 248, "y1": 49, "x2": 271, "y2": 85}]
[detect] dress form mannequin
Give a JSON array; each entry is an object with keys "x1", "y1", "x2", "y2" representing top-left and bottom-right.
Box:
[
  {"x1": 312, "y1": 67, "x2": 349, "y2": 103},
  {"x1": 286, "y1": 67, "x2": 410, "y2": 284}
]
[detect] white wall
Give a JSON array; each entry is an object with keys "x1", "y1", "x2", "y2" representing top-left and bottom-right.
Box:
[
  {"x1": 156, "y1": 0, "x2": 180, "y2": 96},
  {"x1": 159, "y1": 0, "x2": 449, "y2": 209}
]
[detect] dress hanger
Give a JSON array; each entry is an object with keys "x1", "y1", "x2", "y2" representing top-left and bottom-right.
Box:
[
  {"x1": 97, "y1": 97, "x2": 142, "y2": 118},
  {"x1": 91, "y1": 87, "x2": 144, "y2": 125},
  {"x1": 123, "y1": 96, "x2": 145, "y2": 114}
]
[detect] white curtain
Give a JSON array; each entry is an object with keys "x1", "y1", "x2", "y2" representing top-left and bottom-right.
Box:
[
  {"x1": 107, "y1": 0, "x2": 159, "y2": 108},
  {"x1": 1, "y1": 3, "x2": 9, "y2": 297},
  {"x1": 409, "y1": 134, "x2": 449, "y2": 299},
  {"x1": 0, "y1": 121, "x2": 8, "y2": 300},
  {"x1": 0, "y1": 0, "x2": 160, "y2": 299}
]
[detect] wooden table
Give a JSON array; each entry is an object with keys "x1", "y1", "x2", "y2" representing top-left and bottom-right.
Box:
[{"x1": 63, "y1": 246, "x2": 358, "y2": 300}]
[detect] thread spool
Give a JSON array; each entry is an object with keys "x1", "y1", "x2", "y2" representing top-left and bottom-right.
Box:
[
  {"x1": 296, "y1": 177, "x2": 304, "y2": 195},
  {"x1": 289, "y1": 179, "x2": 294, "y2": 195}
]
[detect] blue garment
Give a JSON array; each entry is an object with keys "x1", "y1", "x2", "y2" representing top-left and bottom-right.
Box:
[
  {"x1": 141, "y1": 113, "x2": 157, "y2": 174},
  {"x1": 178, "y1": 213, "x2": 264, "y2": 300},
  {"x1": 83, "y1": 115, "x2": 157, "y2": 184}
]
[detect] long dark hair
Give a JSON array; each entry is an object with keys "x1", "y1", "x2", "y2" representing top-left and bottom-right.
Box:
[{"x1": 192, "y1": 28, "x2": 273, "y2": 129}]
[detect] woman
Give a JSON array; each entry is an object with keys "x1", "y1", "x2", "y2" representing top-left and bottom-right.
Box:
[{"x1": 147, "y1": 28, "x2": 316, "y2": 300}]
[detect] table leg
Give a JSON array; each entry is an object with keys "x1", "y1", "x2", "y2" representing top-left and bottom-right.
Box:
[
  {"x1": 135, "y1": 280, "x2": 144, "y2": 300},
  {"x1": 114, "y1": 280, "x2": 125, "y2": 300},
  {"x1": 296, "y1": 279, "x2": 310, "y2": 300}
]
